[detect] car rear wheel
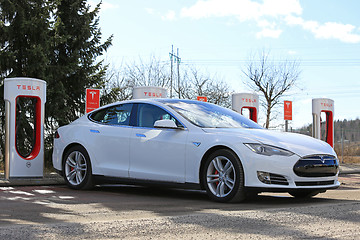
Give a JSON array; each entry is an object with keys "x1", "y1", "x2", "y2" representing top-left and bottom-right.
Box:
[
  {"x1": 203, "y1": 149, "x2": 246, "y2": 203},
  {"x1": 63, "y1": 145, "x2": 93, "y2": 190}
]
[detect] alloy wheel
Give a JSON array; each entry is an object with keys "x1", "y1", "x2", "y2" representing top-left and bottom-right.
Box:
[
  {"x1": 206, "y1": 156, "x2": 236, "y2": 198},
  {"x1": 65, "y1": 150, "x2": 87, "y2": 186}
]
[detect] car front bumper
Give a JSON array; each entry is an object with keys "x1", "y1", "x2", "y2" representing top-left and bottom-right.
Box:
[{"x1": 242, "y1": 152, "x2": 340, "y2": 191}]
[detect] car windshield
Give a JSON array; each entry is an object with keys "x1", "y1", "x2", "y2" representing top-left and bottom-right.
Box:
[{"x1": 159, "y1": 100, "x2": 263, "y2": 129}]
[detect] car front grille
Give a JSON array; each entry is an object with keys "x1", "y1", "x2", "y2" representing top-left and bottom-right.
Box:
[
  {"x1": 293, "y1": 155, "x2": 339, "y2": 177},
  {"x1": 295, "y1": 180, "x2": 335, "y2": 186}
]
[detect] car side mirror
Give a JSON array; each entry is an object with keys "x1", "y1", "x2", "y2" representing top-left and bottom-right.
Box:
[{"x1": 154, "y1": 119, "x2": 183, "y2": 129}]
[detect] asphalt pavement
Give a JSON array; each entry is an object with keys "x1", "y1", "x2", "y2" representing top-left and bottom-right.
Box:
[{"x1": 0, "y1": 163, "x2": 359, "y2": 187}]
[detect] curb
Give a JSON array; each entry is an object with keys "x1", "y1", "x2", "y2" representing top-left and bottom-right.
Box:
[
  {"x1": 340, "y1": 170, "x2": 360, "y2": 175},
  {"x1": 339, "y1": 164, "x2": 360, "y2": 175},
  {"x1": 0, "y1": 173, "x2": 65, "y2": 187}
]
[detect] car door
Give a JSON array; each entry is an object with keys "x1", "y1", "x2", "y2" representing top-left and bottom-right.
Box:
[
  {"x1": 129, "y1": 103, "x2": 188, "y2": 182},
  {"x1": 87, "y1": 103, "x2": 133, "y2": 177}
]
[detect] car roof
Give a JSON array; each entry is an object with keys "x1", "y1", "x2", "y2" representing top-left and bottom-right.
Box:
[{"x1": 109, "y1": 98, "x2": 205, "y2": 106}]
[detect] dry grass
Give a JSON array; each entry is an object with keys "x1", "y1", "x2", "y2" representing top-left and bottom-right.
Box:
[
  {"x1": 334, "y1": 142, "x2": 360, "y2": 164},
  {"x1": 339, "y1": 156, "x2": 360, "y2": 164}
]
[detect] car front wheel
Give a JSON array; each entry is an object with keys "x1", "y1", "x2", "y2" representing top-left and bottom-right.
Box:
[
  {"x1": 203, "y1": 149, "x2": 246, "y2": 203},
  {"x1": 63, "y1": 145, "x2": 93, "y2": 190}
]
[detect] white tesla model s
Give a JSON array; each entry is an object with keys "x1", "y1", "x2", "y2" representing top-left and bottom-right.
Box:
[{"x1": 52, "y1": 99, "x2": 340, "y2": 202}]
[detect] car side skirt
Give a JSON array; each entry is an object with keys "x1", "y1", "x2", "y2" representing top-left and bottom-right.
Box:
[{"x1": 92, "y1": 175, "x2": 202, "y2": 190}]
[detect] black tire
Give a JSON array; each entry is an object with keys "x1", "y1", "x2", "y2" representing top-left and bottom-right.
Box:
[
  {"x1": 63, "y1": 145, "x2": 93, "y2": 190},
  {"x1": 202, "y1": 149, "x2": 246, "y2": 203},
  {"x1": 289, "y1": 190, "x2": 321, "y2": 198},
  {"x1": 245, "y1": 191, "x2": 259, "y2": 200}
]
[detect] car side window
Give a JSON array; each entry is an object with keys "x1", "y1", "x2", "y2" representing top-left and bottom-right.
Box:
[
  {"x1": 89, "y1": 104, "x2": 133, "y2": 126},
  {"x1": 137, "y1": 104, "x2": 183, "y2": 128}
]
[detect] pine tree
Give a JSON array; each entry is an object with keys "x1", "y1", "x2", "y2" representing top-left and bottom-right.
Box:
[
  {"x1": 0, "y1": 0, "x2": 113, "y2": 162},
  {"x1": 47, "y1": 0, "x2": 112, "y2": 127},
  {"x1": 0, "y1": 0, "x2": 51, "y2": 78},
  {"x1": 0, "y1": 0, "x2": 52, "y2": 159}
]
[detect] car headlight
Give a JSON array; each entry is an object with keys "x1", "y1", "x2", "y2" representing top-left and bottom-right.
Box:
[{"x1": 244, "y1": 143, "x2": 294, "y2": 156}]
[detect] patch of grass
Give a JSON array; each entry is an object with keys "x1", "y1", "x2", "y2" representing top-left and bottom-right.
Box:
[
  {"x1": 335, "y1": 142, "x2": 360, "y2": 164},
  {"x1": 340, "y1": 156, "x2": 360, "y2": 164}
]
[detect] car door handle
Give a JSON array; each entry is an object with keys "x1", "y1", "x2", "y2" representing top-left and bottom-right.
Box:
[
  {"x1": 90, "y1": 129, "x2": 100, "y2": 133},
  {"x1": 136, "y1": 133, "x2": 146, "y2": 138}
]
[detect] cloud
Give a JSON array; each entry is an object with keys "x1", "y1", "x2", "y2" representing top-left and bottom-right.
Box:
[
  {"x1": 161, "y1": 10, "x2": 176, "y2": 21},
  {"x1": 101, "y1": 1, "x2": 119, "y2": 11},
  {"x1": 181, "y1": 0, "x2": 260, "y2": 21},
  {"x1": 146, "y1": 8, "x2": 155, "y2": 15},
  {"x1": 88, "y1": 1, "x2": 119, "y2": 12},
  {"x1": 312, "y1": 22, "x2": 360, "y2": 43},
  {"x1": 261, "y1": 0, "x2": 302, "y2": 17},
  {"x1": 256, "y1": 28, "x2": 282, "y2": 39},
  {"x1": 285, "y1": 16, "x2": 360, "y2": 43},
  {"x1": 180, "y1": 0, "x2": 301, "y2": 39},
  {"x1": 178, "y1": 0, "x2": 360, "y2": 43},
  {"x1": 257, "y1": 19, "x2": 275, "y2": 28},
  {"x1": 146, "y1": 8, "x2": 176, "y2": 21},
  {"x1": 180, "y1": 0, "x2": 302, "y2": 21}
]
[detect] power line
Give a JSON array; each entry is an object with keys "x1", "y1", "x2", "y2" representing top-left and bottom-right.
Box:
[{"x1": 180, "y1": 59, "x2": 360, "y2": 67}]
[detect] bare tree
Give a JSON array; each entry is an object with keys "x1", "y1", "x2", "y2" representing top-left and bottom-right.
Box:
[
  {"x1": 105, "y1": 56, "x2": 232, "y2": 107},
  {"x1": 100, "y1": 56, "x2": 169, "y2": 104},
  {"x1": 101, "y1": 66, "x2": 134, "y2": 104},
  {"x1": 242, "y1": 50, "x2": 301, "y2": 128},
  {"x1": 125, "y1": 55, "x2": 170, "y2": 88},
  {"x1": 175, "y1": 66, "x2": 232, "y2": 107}
]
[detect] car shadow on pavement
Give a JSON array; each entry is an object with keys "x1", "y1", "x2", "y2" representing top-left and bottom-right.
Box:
[
  {"x1": 1, "y1": 184, "x2": 359, "y2": 239},
  {"x1": 92, "y1": 184, "x2": 360, "y2": 239},
  {"x1": 92, "y1": 183, "x2": 357, "y2": 212}
]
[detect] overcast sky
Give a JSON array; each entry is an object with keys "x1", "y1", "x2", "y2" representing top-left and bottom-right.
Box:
[{"x1": 91, "y1": 0, "x2": 360, "y2": 129}]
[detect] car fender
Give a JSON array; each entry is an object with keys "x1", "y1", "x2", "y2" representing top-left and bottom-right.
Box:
[
  {"x1": 55, "y1": 124, "x2": 105, "y2": 176},
  {"x1": 185, "y1": 131, "x2": 252, "y2": 184}
]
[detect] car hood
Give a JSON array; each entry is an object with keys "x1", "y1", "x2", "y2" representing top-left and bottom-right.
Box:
[{"x1": 202, "y1": 128, "x2": 336, "y2": 157}]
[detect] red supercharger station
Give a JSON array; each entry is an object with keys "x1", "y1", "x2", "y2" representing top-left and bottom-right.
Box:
[
  {"x1": 4, "y1": 78, "x2": 46, "y2": 179},
  {"x1": 86, "y1": 88, "x2": 100, "y2": 113},
  {"x1": 197, "y1": 96, "x2": 207, "y2": 102},
  {"x1": 284, "y1": 100, "x2": 292, "y2": 132},
  {"x1": 312, "y1": 98, "x2": 334, "y2": 147},
  {"x1": 232, "y1": 93, "x2": 259, "y2": 122}
]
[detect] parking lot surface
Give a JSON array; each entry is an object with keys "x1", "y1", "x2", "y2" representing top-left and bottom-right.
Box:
[{"x1": 0, "y1": 174, "x2": 359, "y2": 239}]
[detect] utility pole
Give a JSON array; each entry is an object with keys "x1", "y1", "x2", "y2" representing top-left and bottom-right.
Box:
[
  {"x1": 169, "y1": 45, "x2": 181, "y2": 98},
  {"x1": 176, "y1": 48, "x2": 181, "y2": 98},
  {"x1": 341, "y1": 128, "x2": 344, "y2": 163},
  {"x1": 169, "y1": 45, "x2": 174, "y2": 98}
]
